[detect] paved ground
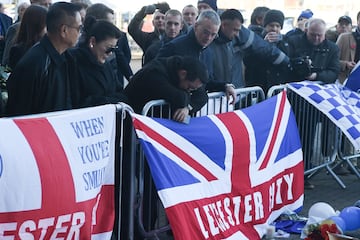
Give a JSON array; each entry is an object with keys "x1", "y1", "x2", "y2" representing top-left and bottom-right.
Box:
[{"x1": 293, "y1": 168, "x2": 360, "y2": 239}]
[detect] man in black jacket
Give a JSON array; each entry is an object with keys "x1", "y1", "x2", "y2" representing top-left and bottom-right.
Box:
[
  {"x1": 128, "y1": 2, "x2": 170, "y2": 65},
  {"x1": 288, "y1": 18, "x2": 340, "y2": 189},
  {"x1": 288, "y1": 18, "x2": 340, "y2": 83},
  {"x1": 244, "y1": 9, "x2": 293, "y2": 93},
  {"x1": 124, "y1": 56, "x2": 208, "y2": 122},
  {"x1": 143, "y1": 9, "x2": 183, "y2": 65},
  {"x1": 6, "y1": 2, "x2": 82, "y2": 116},
  {"x1": 158, "y1": 9, "x2": 237, "y2": 104}
]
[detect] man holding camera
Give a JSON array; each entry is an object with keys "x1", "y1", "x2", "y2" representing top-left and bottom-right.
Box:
[
  {"x1": 128, "y1": 2, "x2": 170, "y2": 65},
  {"x1": 288, "y1": 18, "x2": 340, "y2": 189},
  {"x1": 288, "y1": 18, "x2": 340, "y2": 83}
]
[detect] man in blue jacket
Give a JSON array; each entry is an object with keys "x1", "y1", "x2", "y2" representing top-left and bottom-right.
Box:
[
  {"x1": 205, "y1": 9, "x2": 291, "y2": 93},
  {"x1": 158, "y1": 9, "x2": 237, "y2": 104},
  {"x1": 0, "y1": 11, "x2": 13, "y2": 63}
]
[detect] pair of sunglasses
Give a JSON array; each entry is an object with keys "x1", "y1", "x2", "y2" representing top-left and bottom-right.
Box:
[{"x1": 105, "y1": 46, "x2": 118, "y2": 54}]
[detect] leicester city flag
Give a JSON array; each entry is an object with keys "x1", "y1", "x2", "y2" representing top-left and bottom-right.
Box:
[
  {"x1": 132, "y1": 91, "x2": 304, "y2": 240},
  {"x1": 0, "y1": 105, "x2": 116, "y2": 239}
]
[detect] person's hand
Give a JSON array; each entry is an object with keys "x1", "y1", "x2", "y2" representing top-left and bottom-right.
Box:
[
  {"x1": 144, "y1": 4, "x2": 156, "y2": 14},
  {"x1": 154, "y1": 2, "x2": 170, "y2": 14},
  {"x1": 346, "y1": 61, "x2": 356, "y2": 70},
  {"x1": 225, "y1": 84, "x2": 236, "y2": 105},
  {"x1": 290, "y1": 57, "x2": 312, "y2": 79},
  {"x1": 173, "y1": 107, "x2": 189, "y2": 122},
  {"x1": 306, "y1": 72, "x2": 317, "y2": 80},
  {"x1": 264, "y1": 32, "x2": 282, "y2": 43}
]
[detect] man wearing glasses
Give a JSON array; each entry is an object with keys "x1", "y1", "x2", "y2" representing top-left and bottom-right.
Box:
[
  {"x1": 6, "y1": 2, "x2": 82, "y2": 116},
  {"x1": 158, "y1": 9, "x2": 237, "y2": 106}
]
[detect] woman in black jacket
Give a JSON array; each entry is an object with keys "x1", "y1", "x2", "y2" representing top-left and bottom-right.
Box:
[{"x1": 69, "y1": 17, "x2": 128, "y2": 108}]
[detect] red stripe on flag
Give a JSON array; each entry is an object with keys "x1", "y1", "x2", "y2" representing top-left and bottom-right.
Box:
[
  {"x1": 92, "y1": 185, "x2": 115, "y2": 234},
  {"x1": 259, "y1": 92, "x2": 287, "y2": 170},
  {"x1": 15, "y1": 118, "x2": 76, "y2": 212},
  {"x1": 133, "y1": 118, "x2": 218, "y2": 181}
]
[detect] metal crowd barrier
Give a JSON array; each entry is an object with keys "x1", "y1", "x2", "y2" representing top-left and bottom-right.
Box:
[
  {"x1": 268, "y1": 84, "x2": 344, "y2": 188},
  {"x1": 335, "y1": 134, "x2": 360, "y2": 178},
  {"x1": 114, "y1": 103, "x2": 137, "y2": 240},
  {"x1": 134, "y1": 87, "x2": 265, "y2": 239},
  {"x1": 120, "y1": 83, "x2": 360, "y2": 239}
]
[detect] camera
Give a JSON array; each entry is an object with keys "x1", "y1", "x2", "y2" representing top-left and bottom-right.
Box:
[{"x1": 290, "y1": 56, "x2": 312, "y2": 78}]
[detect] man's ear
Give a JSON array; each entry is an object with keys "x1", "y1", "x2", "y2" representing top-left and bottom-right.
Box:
[
  {"x1": 59, "y1": 24, "x2": 67, "y2": 38},
  {"x1": 178, "y1": 69, "x2": 187, "y2": 81},
  {"x1": 194, "y1": 22, "x2": 199, "y2": 31},
  {"x1": 89, "y1": 36, "x2": 96, "y2": 48}
]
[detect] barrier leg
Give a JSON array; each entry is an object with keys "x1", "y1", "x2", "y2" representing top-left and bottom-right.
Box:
[{"x1": 119, "y1": 110, "x2": 137, "y2": 240}]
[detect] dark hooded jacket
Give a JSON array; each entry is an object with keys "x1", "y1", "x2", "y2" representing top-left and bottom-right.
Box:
[{"x1": 124, "y1": 57, "x2": 208, "y2": 113}]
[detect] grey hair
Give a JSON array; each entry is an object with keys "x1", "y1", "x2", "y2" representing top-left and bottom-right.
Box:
[
  {"x1": 196, "y1": 9, "x2": 220, "y2": 26},
  {"x1": 307, "y1": 18, "x2": 326, "y2": 28}
]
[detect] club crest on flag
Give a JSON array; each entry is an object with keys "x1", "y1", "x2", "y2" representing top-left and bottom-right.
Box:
[{"x1": 132, "y1": 91, "x2": 304, "y2": 239}]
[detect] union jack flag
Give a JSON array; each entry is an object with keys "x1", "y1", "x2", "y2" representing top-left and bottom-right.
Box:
[{"x1": 132, "y1": 91, "x2": 304, "y2": 239}]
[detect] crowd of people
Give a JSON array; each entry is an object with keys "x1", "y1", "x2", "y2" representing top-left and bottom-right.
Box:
[{"x1": 0, "y1": 0, "x2": 357, "y2": 126}]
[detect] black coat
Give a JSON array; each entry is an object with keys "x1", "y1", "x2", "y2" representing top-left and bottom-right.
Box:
[
  {"x1": 288, "y1": 33, "x2": 340, "y2": 83},
  {"x1": 8, "y1": 43, "x2": 27, "y2": 69},
  {"x1": 244, "y1": 34, "x2": 293, "y2": 93},
  {"x1": 124, "y1": 57, "x2": 207, "y2": 113},
  {"x1": 128, "y1": 6, "x2": 161, "y2": 58},
  {"x1": 6, "y1": 35, "x2": 72, "y2": 116},
  {"x1": 157, "y1": 29, "x2": 225, "y2": 93},
  {"x1": 68, "y1": 45, "x2": 128, "y2": 109},
  {"x1": 109, "y1": 32, "x2": 133, "y2": 88}
]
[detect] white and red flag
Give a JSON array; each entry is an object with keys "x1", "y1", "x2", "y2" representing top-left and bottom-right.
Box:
[{"x1": 0, "y1": 104, "x2": 116, "y2": 239}]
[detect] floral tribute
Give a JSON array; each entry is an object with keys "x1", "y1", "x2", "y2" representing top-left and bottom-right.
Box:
[{"x1": 304, "y1": 220, "x2": 342, "y2": 240}]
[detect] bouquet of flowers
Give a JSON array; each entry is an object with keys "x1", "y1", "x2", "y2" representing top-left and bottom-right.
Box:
[{"x1": 304, "y1": 220, "x2": 341, "y2": 240}]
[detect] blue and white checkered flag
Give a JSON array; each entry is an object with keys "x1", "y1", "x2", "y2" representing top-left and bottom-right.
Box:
[{"x1": 288, "y1": 81, "x2": 360, "y2": 150}]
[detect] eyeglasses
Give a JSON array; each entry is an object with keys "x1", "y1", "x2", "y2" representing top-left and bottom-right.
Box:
[
  {"x1": 66, "y1": 24, "x2": 83, "y2": 33},
  {"x1": 201, "y1": 28, "x2": 218, "y2": 38},
  {"x1": 105, "y1": 46, "x2": 118, "y2": 54}
]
